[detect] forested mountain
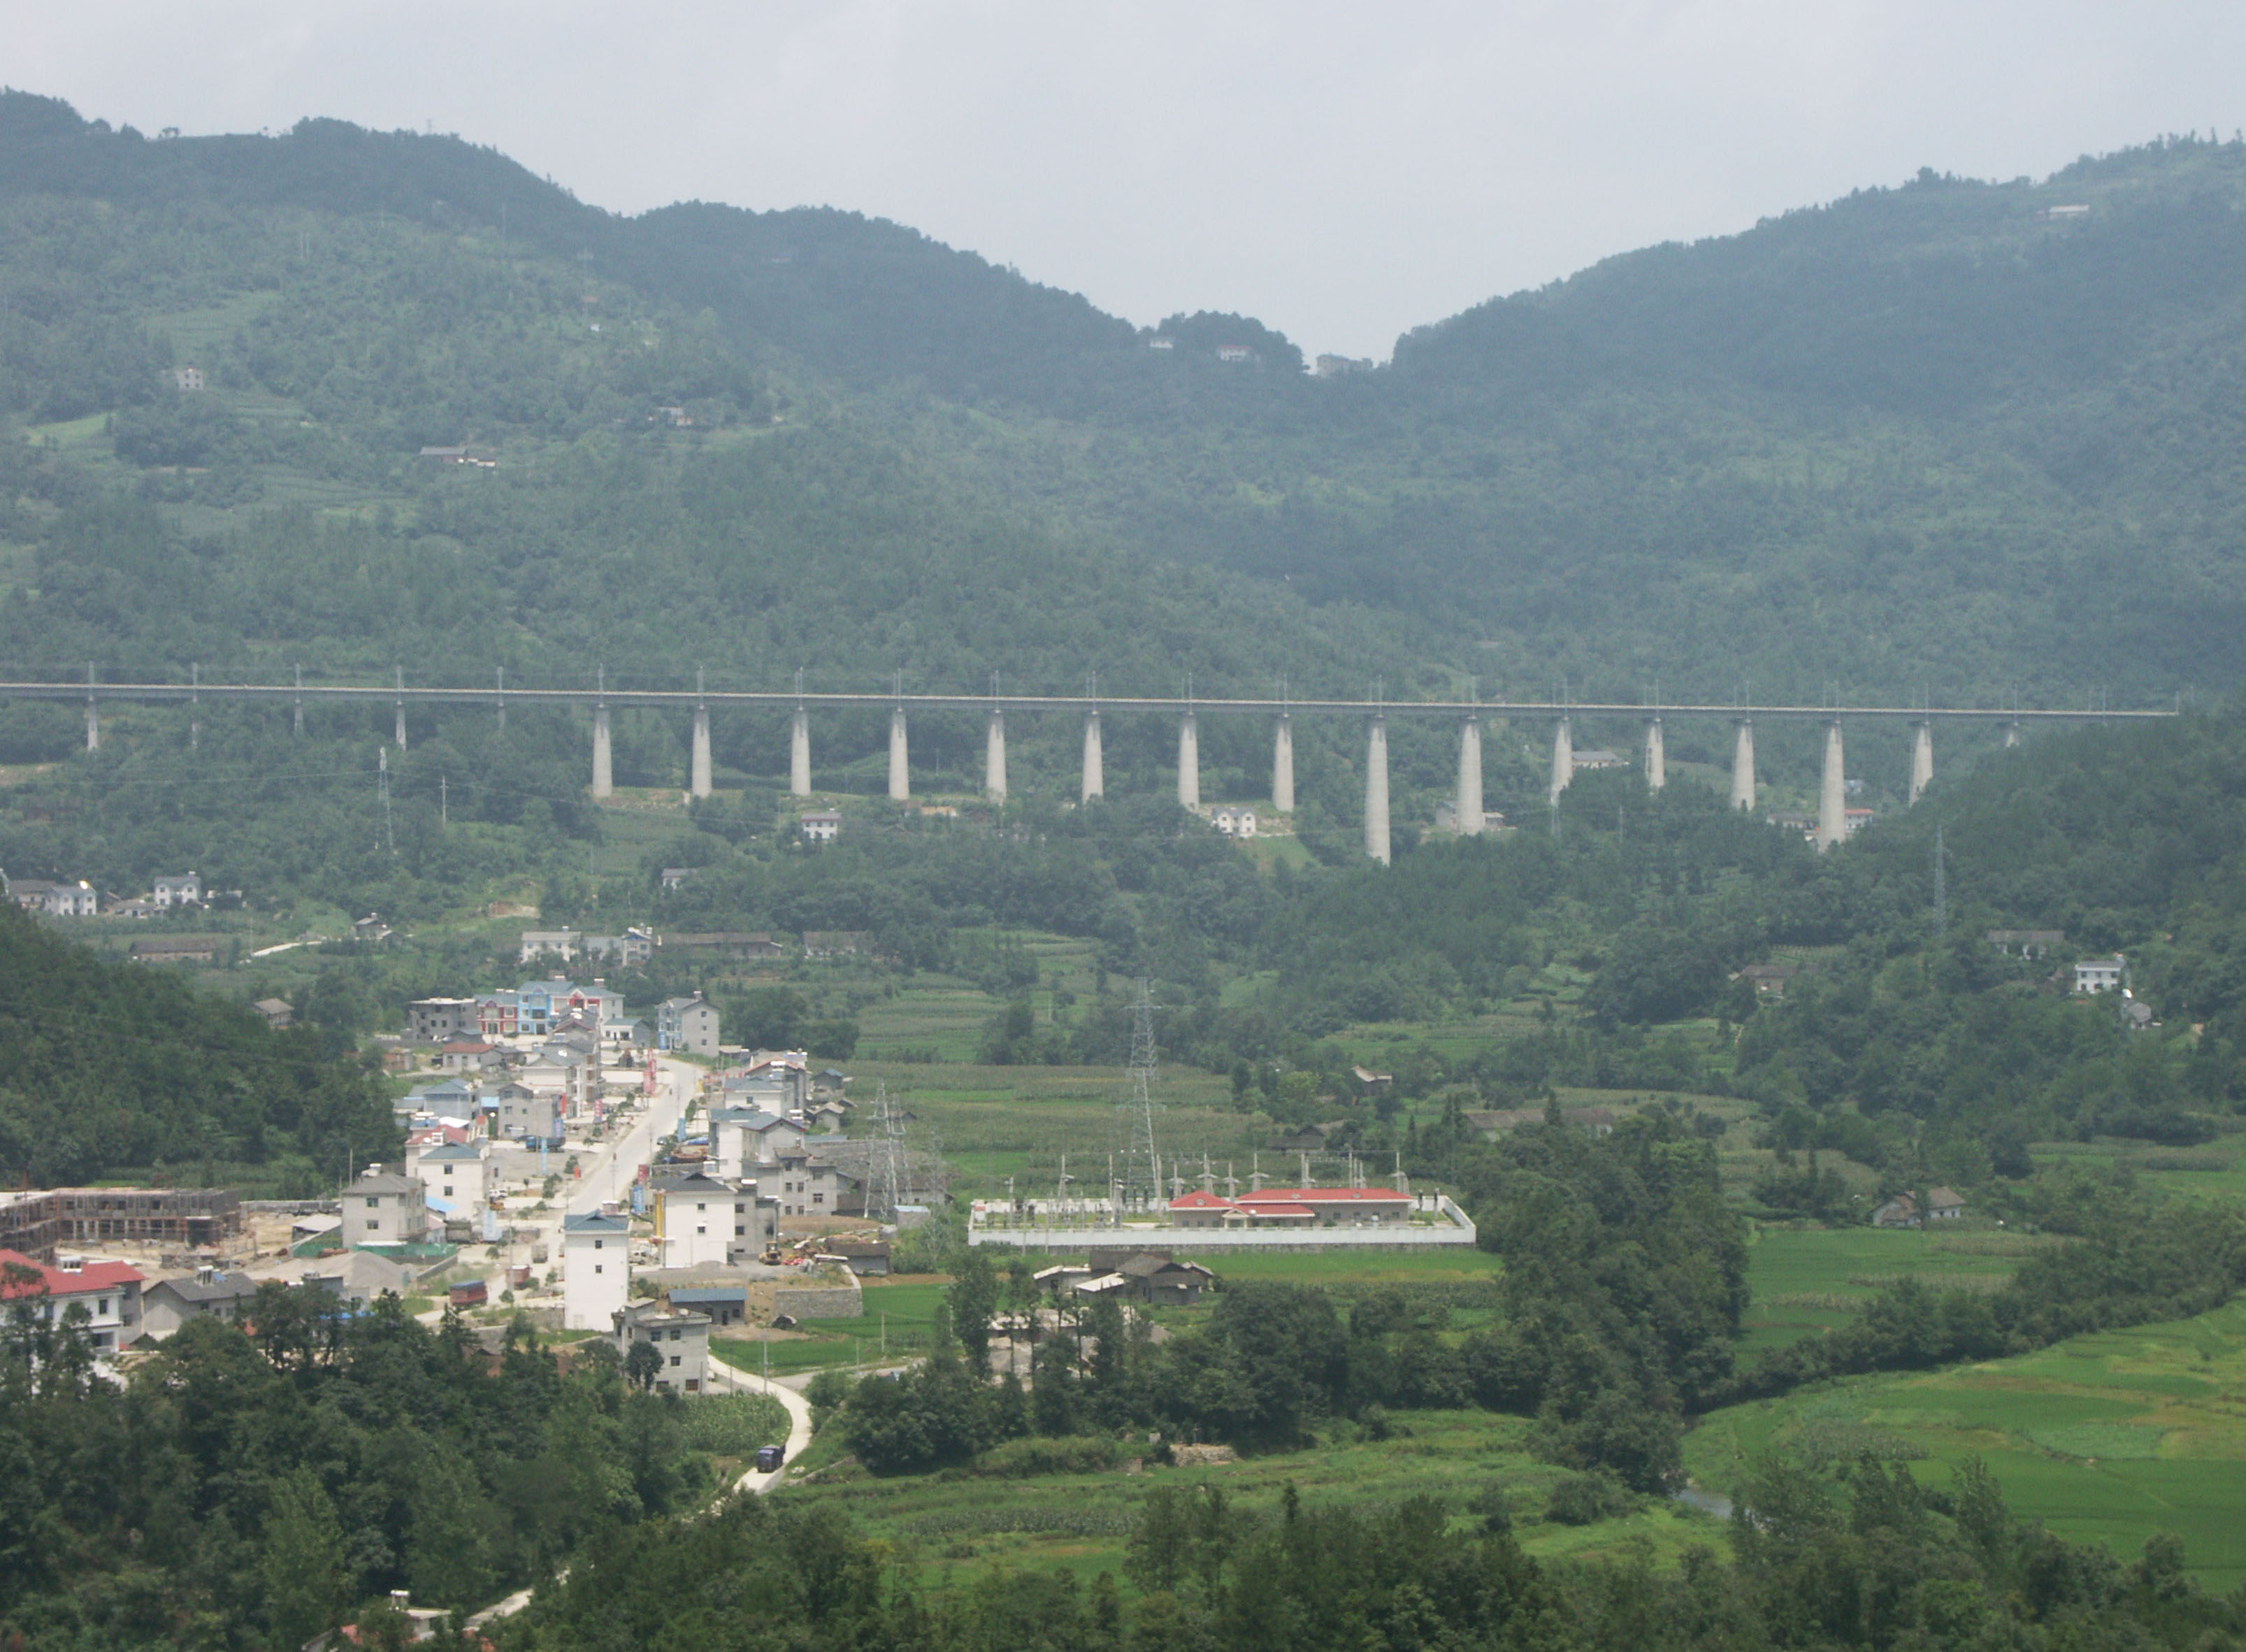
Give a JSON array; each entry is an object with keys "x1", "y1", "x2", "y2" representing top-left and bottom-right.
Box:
[
  {"x1": 0, "y1": 901, "x2": 396, "y2": 1186},
  {"x1": 2, "y1": 88, "x2": 2243, "y2": 724}
]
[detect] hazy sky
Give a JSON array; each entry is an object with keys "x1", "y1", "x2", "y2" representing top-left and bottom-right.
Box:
[{"x1": 10, "y1": 2, "x2": 2242, "y2": 359}]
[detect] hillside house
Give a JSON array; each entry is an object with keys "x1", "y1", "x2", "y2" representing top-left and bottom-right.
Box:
[
  {"x1": 129, "y1": 936, "x2": 219, "y2": 963},
  {"x1": 1210, "y1": 805, "x2": 1258, "y2": 838},
  {"x1": 582, "y1": 926, "x2": 656, "y2": 968},
  {"x1": 1872, "y1": 1194, "x2": 1921, "y2": 1229},
  {"x1": 152, "y1": 872, "x2": 202, "y2": 908},
  {"x1": 1926, "y1": 1187, "x2": 1966, "y2": 1221},
  {"x1": 799, "y1": 810, "x2": 842, "y2": 842},
  {"x1": 613, "y1": 1300, "x2": 712, "y2": 1393},
  {"x1": 0, "y1": 1251, "x2": 144, "y2": 1358},
  {"x1": 253, "y1": 997, "x2": 294, "y2": 1029},
  {"x1": 661, "y1": 931, "x2": 787, "y2": 961},
  {"x1": 802, "y1": 931, "x2": 867, "y2": 959},
  {"x1": 2075, "y1": 956, "x2": 2128, "y2": 994},
  {"x1": 1987, "y1": 929, "x2": 2065, "y2": 958},
  {"x1": 8, "y1": 878, "x2": 100, "y2": 917},
  {"x1": 140, "y1": 1267, "x2": 258, "y2": 1342},
  {"x1": 518, "y1": 929, "x2": 580, "y2": 966}
]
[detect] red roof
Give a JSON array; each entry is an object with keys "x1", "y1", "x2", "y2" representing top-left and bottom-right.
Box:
[
  {"x1": 1169, "y1": 1191, "x2": 1233, "y2": 1209},
  {"x1": 0, "y1": 1249, "x2": 143, "y2": 1298}
]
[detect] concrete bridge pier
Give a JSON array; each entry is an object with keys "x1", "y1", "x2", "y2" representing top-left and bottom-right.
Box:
[
  {"x1": 985, "y1": 709, "x2": 1007, "y2": 800},
  {"x1": 1081, "y1": 710, "x2": 1104, "y2": 803},
  {"x1": 1816, "y1": 720, "x2": 1847, "y2": 850},
  {"x1": 394, "y1": 666, "x2": 407, "y2": 750},
  {"x1": 1272, "y1": 716, "x2": 1295, "y2": 814},
  {"x1": 293, "y1": 663, "x2": 304, "y2": 736},
  {"x1": 690, "y1": 707, "x2": 712, "y2": 798},
  {"x1": 1909, "y1": 721, "x2": 1934, "y2": 806},
  {"x1": 1643, "y1": 717, "x2": 1666, "y2": 791},
  {"x1": 1365, "y1": 716, "x2": 1391, "y2": 864},
  {"x1": 790, "y1": 708, "x2": 812, "y2": 798},
  {"x1": 888, "y1": 708, "x2": 910, "y2": 800},
  {"x1": 1178, "y1": 712, "x2": 1200, "y2": 810},
  {"x1": 1549, "y1": 716, "x2": 1574, "y2": 807},
  {"x1": 189, "y1": 664, "x2": 199, "y2": 752},
  {"x1": 1730, "y1": 720, "x2": 1756, "y2": 812},
  {"x1": 2004, "y1": 720, "x2": 2020, "y2": 749},
  {"x1": 592, "y1": 705, "x2": 613, "y2": 798},
  {"x1": 1455, "y1": 718, "x2": 1484, "y2": 835}
]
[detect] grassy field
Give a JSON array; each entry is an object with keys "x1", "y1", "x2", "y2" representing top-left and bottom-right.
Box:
[
  {"x1": 712, "y1": 1279, "x2": 953, "y2": 1377},
  {"x1": 1685, "y1": 1298, "x2": 2246, "y2": 1593},
  {"x1": 779, "y1": 1408, "x2": 1730, "y2": 1595},
  {"x1": 1738, "y1": 1225, "x2": 2059, "y2": 1354}
]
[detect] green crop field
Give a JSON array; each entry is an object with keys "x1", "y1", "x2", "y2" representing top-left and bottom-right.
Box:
[
  {"x1": 712, "y1": 1279, "x2": 954, "y2": 1376},
  {"x1": 778, "y1": 1409, "x2": 1729, "y2": 1595},
  {"x1": 1684, "y1": 1299, "x2": 2246, "y2": 1593},
  {"x1": 1738, "y1": 1225, "x2": 2060, "y2": 1353}
]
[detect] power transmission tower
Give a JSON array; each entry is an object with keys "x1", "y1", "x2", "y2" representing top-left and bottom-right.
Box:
[
  {"x1": 873, "y1": 1081, "x2": 907, "y2": 1221},
  {"x1": 1116, "y1": 980, "x2": 1162, "y2": 1212},
  {"x1": 1932, "y1": 823, "x2": 1948, "y2": 931},
  {"x1": 377, "y1": 746, "x2": 394, "y2": 856}
]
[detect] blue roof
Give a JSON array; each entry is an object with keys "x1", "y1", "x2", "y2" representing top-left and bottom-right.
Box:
[{"x1": 562, "y1": 1212, "x2": 631, "y2": 1234}]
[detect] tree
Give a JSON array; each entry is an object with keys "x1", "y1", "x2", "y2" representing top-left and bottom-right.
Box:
[
  {"x1": 261, "y1": 1465, "x2": 347, "y2": 1649},
  {"x1": 624, "y1": 1337, "x2": 664, "y2": 1391}
]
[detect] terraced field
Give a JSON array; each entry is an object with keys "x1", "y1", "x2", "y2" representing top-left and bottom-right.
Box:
[
  {"x1": 1739, "y1": 1225, "x2": 2059, "y2": 1354},
  {"x1": 1685, "y1": 1300, "x2": 2246, "y2": 1592}
]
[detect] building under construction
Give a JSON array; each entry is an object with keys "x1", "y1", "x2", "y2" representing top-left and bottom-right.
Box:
[{"x1": 0, "y1": 1187, "x2": 243, "y2": 1262}]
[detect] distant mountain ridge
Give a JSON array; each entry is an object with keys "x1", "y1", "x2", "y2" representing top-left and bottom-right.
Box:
[{"x1": 3, "y1": 88, "x2": 2244, "y2": 715}]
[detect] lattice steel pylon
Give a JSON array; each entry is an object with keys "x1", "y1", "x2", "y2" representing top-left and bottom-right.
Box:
[
  {"x1": 1115, "y1": 979, "x2": 1163, "y2": 1212},
  {"x1": 872, "y1": 1081, "x2": 907, "y2": 1222}
]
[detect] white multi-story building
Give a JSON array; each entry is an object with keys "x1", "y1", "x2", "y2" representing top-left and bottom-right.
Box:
[
  {"x1": 152, "y1": 872, "x2": 203, "y2": 909},
  {"x1": 343, "y1": 1168, "x2": 429, "y2": 1248},
  {"x1": 406, "y1": 1139, "x2": 490, "y2": 1219},
  {"x1": 0, "y1": 1250, "x2": 143, "y2": 1358},
  {"x1": 651, "y1": 1171, "x2": 774, "y2": 1266},
  {"x1": 2075, "y1": 956, "x2": 2128, "y2": 994},
  {"x1": 562, "y1": 1210, "x2": 631, "y2": 1330},
  {"x1": 612, "y1": 1300, "x2": 712, "y2": 1393},
  {"x1": 658, "y1": 993, "x2": 721, "y2": 1056}
]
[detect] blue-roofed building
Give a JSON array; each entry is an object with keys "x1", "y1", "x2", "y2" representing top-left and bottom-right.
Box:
[{"x1": 668, "y1": 1285, "x2": 749, "y2": 1326}]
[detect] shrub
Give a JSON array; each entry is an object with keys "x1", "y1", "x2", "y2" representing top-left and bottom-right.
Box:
[{"x1": 1546, "y1": 1470, "x2": 1637, "y2": 1527}]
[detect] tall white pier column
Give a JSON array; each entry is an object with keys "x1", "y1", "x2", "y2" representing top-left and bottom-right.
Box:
[
  {"x1": 985, "y1": 709, "x2": 1007, "y2": 801},
  {"x1": 1909, "y1": 721, "x2": 1934, "y2": 805},
  {"x1": 1455, "y1": 719, "x2": 1484, "y2": 835},
  {"x1": 1815, "y1": 720, "x2": 1847, "y2": 850},
  {"x1": 690, "y1": 708, "x2": 712, "y2": 798},
  {"x1": 1731, "y1": 721, "x2": 1756, "y2": 812},
  {"x1": 1081, "y1": 710, "x2": 1104, "y2": 803},
  {"x1": 294, "y1": 663, "x2": 305, "y2": 736},
  {"x1": 1549, "y1": 717, "x2": 1574, "y2": 807},
  {"x1": 790, "y1": 708, "x2": 812, "y2": 798},
  {"x1": 2003, "y1": 720, "x2": 2020, "y2": 749},
  {"x1": 1364, "y1": 717, "x2": 1391, "y2": 865},
  {"x1": 1272, "y1": 716, "x2": 1295, "y2": 814},
  {"x1": 1643, "y1": 717, "x2": 1666, "y2": 790},
  {"x1": 888, "y1": 708, "x2": 910, "y2": 800},
  {"x1": 394, "y1": 668, "x2": 408, "y2": 750},
  {"x1": 1178, "y1": 712, "x2": 1200, "y2": 810},
  {"x1": 85, "y1": 667, "x2": 99, "y2": 752},
  {"x1": 592, "y1": 705, "x2": 613, "y2": 798}
]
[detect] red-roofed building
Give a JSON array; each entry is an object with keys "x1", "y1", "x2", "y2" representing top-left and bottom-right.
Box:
[
  {"x1": 1169, "y1": 1186, "x2": 1412, "y2": 1229},
  {"x1": 0, "y1": 1248, "x2": 145, "y2": 1353}
]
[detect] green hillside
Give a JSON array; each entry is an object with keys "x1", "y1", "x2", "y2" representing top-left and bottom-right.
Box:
[{"x1": 2, "y1": 90, "x2": 2243, "y2": 721}]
